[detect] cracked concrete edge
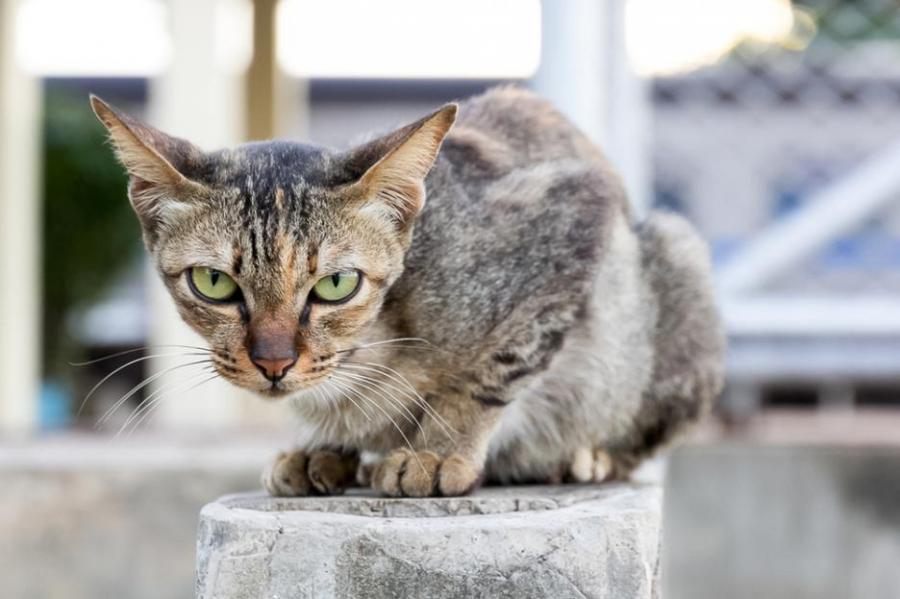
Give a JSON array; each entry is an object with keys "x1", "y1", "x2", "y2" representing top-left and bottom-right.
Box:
[
  {"x1": 196, "y1": 485, "x2": 662, "y2": 599},
  {"x1": 214, "y1": 483, "x2": 659, "y2": 518}
]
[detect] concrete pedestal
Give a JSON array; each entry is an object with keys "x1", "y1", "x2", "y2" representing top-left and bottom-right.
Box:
[{"x1": 196, "y1": 484, "x2": 662, "y2": 599}]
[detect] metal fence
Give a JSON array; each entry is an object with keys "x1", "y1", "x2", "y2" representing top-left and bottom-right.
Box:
[{"x1": 649, "y1": 0, "x2": 900, "y2": 412}]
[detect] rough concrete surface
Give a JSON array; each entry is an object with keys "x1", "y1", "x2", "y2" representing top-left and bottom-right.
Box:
[{"x1": 196, "y1": 484, "x2": 662, "y2": 599}]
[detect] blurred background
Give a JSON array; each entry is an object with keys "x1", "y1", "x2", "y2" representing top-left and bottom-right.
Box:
[{"x1": 1, "y1": 0, "x2": 899, "y2": 597}]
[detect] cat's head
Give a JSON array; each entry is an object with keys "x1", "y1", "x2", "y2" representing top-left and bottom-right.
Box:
[{"x1": 91, "y1": 96, "x2": 456, "y2": 397}]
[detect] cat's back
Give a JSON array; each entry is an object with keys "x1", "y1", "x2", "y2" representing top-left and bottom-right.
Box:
[
  {"x1": 440, "y1": 86, "x2": 607, "y2": 178},
  {"x1": 396, "y1": 88, "x2": 630, "y2": 348}
]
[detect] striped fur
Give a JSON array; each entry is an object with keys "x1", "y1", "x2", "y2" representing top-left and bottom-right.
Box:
[{"x1": 93, "y1": 87, "x2": 724, "y2": 497}]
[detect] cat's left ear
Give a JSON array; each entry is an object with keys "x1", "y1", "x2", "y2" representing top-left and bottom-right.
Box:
[
  {"x1": 90, "y1": 95, "x2": 207, "y2": 246},
  {"x1": 346, "y1": 104, "x2": 457, "y2": 231}
]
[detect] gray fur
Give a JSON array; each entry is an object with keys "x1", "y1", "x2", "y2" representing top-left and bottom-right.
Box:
[{"x1": 93, "y1": 86, "x2": 725, "y2": 494}]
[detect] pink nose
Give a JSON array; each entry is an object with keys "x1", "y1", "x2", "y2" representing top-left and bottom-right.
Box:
[
  {"x1": 251, "y1": 356, "x2": 297, "y2": 382},
  {"x1": 246, "y1": 314, "x2": 299, "y2": 382}
]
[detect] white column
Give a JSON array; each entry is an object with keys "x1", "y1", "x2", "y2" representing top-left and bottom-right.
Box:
[
  {"x1": 532, "y1": 0, "x2": 608, "y2": 143},
  {"x1": 531, "y1": 0, "x2": 651, "y2": 215},
  {"x1": 604, "y1": 0, "x2": 651, "y2": 216},
  {"x1": 0, "y1": 0, "x2": 41, "y2": 434},
  {"x1": 149, "y1": 0, "x2": 256, "y2": 430}
]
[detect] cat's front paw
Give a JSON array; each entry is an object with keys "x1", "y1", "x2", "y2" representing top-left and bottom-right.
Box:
[
  {"x1": 372, "y1": 448, "x2": 482, "y2": 497},
  {"x1": 262, "y1": 449, "x2": 356, "y2": 497}
]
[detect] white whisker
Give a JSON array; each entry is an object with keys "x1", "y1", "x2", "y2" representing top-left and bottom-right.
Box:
[
  {"x1": 333, "y1": 367, "x2": 428, "y2": 444},
  {"x1": 341, "y1": 361, "x2": 459, "y2": 440},
  {"x1": 318, "y1": 380, "x2": 344, "y2": 422},
  {"x1": 95, "y1": 358, "x2": 212, "y2": 428},
  {"x1": 116, "y1": 364, "x2": 216, "y2": 433},
  {"x1": 329, "y1": 374, "x2": 422, "y2": 470},
  {"x1": 76, "y1": 350, "x2": 212, "y2": 418},
  {"x1": 325, "y1": 376, "x2": 374, "y2": 421},
  {"x1": 336, "y1": 337, "x2": 448, "y2": 355},
  {"x1": 69, "y1": 344, "x2": 212, "y2": 367},
  {"x1": 117, "y1": 368, "x2": 219, "y2": 438}
]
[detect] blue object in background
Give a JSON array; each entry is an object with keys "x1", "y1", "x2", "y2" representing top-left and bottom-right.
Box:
[{"x1": 40, "y1": 379, "x2": 72, "y2": 430}]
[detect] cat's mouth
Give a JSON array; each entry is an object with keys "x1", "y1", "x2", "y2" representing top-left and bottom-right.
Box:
[
  {"x1": 261, "y1": 380, "x2": 290, "y2": 396},
  {"x1": 254, "y1": 369, "x2": 334, "y2": 399},
  {"x1": 212, "y1": 350, "x2": 341, "y2": 399}
]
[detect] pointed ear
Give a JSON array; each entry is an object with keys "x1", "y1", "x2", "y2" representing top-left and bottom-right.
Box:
[
  {"x1": 90, "y1": 95, "x2": 207, "y2": 245},
  {"x1": 346, "y1": 103, "x2": 457, "y2": 231}
]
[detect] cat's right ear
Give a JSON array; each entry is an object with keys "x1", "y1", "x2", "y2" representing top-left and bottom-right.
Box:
[
  {"x1": 342, "y1": 104, "x2": 457, "y2": 234},
  {"x1": 90, "y1": 95, "x2": 207, "y2": 245}
]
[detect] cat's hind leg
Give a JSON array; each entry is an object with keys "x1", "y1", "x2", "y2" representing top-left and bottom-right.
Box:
[
  {"x1": 567, "y1": 446, "x2": 652, "y2": 483},
  {"x1": 604, "y1": 211, "x2": 724, "y2": 466},
  {"x1": 262, "y1": 449, "x2": 359, "y2": 496},
  {"x1": 568, "y1": 447, "x2": 615, "y2": 483}
]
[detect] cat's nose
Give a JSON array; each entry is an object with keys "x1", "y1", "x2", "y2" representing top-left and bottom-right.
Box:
[
  {"x1": 251, "y1": 355, "x2": 297, "y2": 382},
  {"x1": 247, "y1": 315, "x2": 299, "y2": 382}
]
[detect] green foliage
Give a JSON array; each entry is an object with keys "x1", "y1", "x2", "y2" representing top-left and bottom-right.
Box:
[
  {"x1": 797, "y1": 0, "x2": 900, "y2": 42},
  {"x1": 41, "y1": 89, "x2": 142, "y2": 378}
]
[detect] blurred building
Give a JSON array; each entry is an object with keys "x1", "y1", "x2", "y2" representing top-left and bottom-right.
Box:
[
  {"x1": 1, "y1": 0, "x2": 899, "y2": 432},
  {"x1": 651, "y1": 0, "x2": 900, "y2": 414},
  {"x1": 3, "y1": 2, "x2": 900, "y2": 598}
]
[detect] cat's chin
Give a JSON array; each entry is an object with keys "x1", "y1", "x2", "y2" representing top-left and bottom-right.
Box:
[
  {"x1": 256, "y1": 389, "x2": 293, "y2": 400},
  {"x1": 253, "y1": 379, "x2": 327, "y2": 400},
  {"x1": 251, "y1": 382, "x2": 297, "y2": 400}
]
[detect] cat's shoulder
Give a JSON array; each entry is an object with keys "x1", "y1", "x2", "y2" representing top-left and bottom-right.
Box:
[{"x1": 442, "y1": 86, "x2": 605, "y2": 177}]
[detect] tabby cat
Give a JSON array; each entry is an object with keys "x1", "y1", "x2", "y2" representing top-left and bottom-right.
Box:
[{"x1": 91, "y1": 87, "x2": 724, "y2": 497}]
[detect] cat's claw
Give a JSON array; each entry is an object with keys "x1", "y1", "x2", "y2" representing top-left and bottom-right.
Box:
[
  {"x1": 372, "y1": 448, "x2": 482, "y2": 497},
  {"x1": 262, "y1": 449, "x2": 356, "y2": 497}
]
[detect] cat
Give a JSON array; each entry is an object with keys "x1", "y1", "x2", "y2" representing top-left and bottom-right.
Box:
[{"x1": 91, "y1": 86, "x2": 724, "y2": 497}]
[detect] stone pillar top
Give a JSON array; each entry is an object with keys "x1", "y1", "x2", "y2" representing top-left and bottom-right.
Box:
[
  {"x1": 211, "y1": 483, "x2": 657, "y2": 518},
  {"x1": 197, "y1": 483, "x2": 662, "y2": 599}
]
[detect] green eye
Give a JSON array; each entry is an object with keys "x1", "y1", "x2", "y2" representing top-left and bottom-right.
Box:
[
  {"x1": 312, "y1": 271, "x2": 361, "y2": 303},
  {"x1": 189, "y1": 267, "x2": 239, "y2": 301}
]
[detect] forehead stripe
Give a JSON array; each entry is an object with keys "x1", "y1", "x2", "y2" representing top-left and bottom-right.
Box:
[
  {"x1": 232, "y1": 247, "x2": 243, "y2": 275},
  {"x1": 307, "y1": 245, "x2": 318, "y2": 274}
]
